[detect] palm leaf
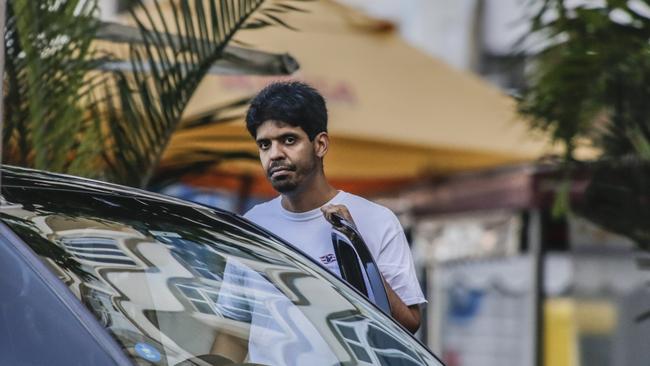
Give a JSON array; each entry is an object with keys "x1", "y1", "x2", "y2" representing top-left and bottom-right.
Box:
[
  {"x1": 179, "y1": 96, "x2": 252, "y2": 130},
  {"x1": 148, "y1": 96, "x2": 257, "y2": 189},
  {"x1": 3, "y1": 0, "x2": 105, "y2": 172},
  {"x1": 149, "y1": 149, "x2": 259, "y2": 189},
  {"x1": 96, "y1": 21, "x2": 299, "y2": 75},
  {"x1": 3, "y1": 0, "x2": 307, "y2": 187},
  {"x1": 100, "y1": 0, "x2": 308, "y2": 188}
]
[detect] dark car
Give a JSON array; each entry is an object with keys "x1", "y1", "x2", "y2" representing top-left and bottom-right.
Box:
[{"x1": 0, "y1": 166, "x2": 442, "y2": 366}]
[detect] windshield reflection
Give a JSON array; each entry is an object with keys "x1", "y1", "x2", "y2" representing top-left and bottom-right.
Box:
[{"x1": 0, "y1": 190, "x2": 440, "y2": 366}]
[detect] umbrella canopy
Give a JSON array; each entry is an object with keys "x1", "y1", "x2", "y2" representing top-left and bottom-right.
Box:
[{"x1": 158, "y1": 0, "x2": 567, "y2": 196}]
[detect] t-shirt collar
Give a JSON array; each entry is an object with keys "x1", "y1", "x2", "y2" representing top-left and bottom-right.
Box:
[{"x1": 277, "y1": 191, "x2": 345, "y2": 221}]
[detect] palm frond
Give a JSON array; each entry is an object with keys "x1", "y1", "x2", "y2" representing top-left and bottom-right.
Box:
[
  {"x1": 3, "y1": 0, "x2": 306, "y2": 187},
  {"x1": 101, "y1": 0, "x2": 306, "y2": 187},
  {"x1": 179, "y1": 96, "x2": 252, "y2": 130},
  {"x1": 96, "y1": 21, "x2": 299, "y2": 75},
  {"x1": 3, "y1": 0, "x2": 104, "y2": 172},
  {"x1": 149, "y1": 149, "x2": 258, "y2": 189}
]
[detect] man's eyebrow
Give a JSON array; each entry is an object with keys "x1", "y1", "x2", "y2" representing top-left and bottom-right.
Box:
[{"x1": 256, "y1": 132, "x2": 299, "y2": 143}]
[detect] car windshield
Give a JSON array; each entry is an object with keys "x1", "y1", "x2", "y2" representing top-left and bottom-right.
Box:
[{"x1": 0, "y1": 185, "x2": 440, "y2": 366}]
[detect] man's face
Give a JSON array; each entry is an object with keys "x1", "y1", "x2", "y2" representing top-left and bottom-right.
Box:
[{"x1": 255, "y1": 120, "x2": 321, "y2": 194}]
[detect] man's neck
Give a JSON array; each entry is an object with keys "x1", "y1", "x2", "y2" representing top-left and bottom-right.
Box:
[{"x1": 280, "y1": 176, "x2": 338, "y2": 213}]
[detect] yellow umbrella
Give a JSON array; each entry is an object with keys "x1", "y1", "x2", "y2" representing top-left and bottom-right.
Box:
[{"x1": 157, "y1": 0, "x2": 569, "y2": 196}]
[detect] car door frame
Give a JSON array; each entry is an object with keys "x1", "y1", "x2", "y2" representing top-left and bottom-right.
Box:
[{"x1": 329, "y1": 213, "x2": 392, "y2": 315}]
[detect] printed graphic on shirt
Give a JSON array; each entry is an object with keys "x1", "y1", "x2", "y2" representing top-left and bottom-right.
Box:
[{"x1": 320, "y1": 253, "x2": 337, "y2": 265}]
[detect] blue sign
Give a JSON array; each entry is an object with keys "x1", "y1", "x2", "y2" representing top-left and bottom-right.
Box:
[
  {"x1": 448, "y1": 287, "x2": 484, "y2": 323},
  {"x1": 135, "y1": 343, "x2": 161, "y2": 363}
]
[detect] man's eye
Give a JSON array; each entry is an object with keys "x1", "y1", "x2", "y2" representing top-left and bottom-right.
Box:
[
  {"x1": 284, "y1": 136, "x2": 296, "y2": 144},
  {"x1": 258, "y1": 141, "x2": 270, "y2": 150}
]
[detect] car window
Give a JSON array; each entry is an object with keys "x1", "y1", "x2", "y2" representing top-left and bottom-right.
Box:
[{"x1": 0, "y1": 186, "x2": 441, "y2": 366}]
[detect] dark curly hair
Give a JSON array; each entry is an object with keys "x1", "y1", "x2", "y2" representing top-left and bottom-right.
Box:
[{"x1": 245, "y1": 81, "x2": 328, "y2": 140}]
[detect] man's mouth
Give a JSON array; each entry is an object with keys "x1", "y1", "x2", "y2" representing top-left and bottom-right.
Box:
[{"x1": 268, "y1": 166, "x2": 294, "y2": 178}]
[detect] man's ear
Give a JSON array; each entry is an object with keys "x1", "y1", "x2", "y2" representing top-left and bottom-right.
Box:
[{"x1": 313, "y1": 132, "x2": 329, "y2": 158}]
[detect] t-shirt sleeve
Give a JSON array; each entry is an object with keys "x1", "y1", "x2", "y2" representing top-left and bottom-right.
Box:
[{"x1": 376, "y1": 214, "x2": 426, "y2": 307}]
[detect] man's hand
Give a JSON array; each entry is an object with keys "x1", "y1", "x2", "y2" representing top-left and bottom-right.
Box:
[{"x1": 321, "y1": 204, "x2": 357, "y2": 228}]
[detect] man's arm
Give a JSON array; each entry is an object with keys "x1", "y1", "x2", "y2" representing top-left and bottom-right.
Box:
[{"x1": 383, "y1": 277, "x2": 421, "y2": 333}]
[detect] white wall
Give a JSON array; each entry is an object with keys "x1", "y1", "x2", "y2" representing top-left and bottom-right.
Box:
[{"x1": 337, "y1": 0, "x2": 530, "y2": 71}]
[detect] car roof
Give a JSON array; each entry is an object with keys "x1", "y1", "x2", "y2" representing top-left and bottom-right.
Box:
[
  {"x1": 0, "y1": 164, "x2": 287, "y2": 256},
  {"x1": 0, "y1": 165, "x2": 211, "y2": 211}
]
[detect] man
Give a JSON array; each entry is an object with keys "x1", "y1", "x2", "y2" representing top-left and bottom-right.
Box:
[{"x1": 242, "y1": 81, "x2": 425, "y2": 332}]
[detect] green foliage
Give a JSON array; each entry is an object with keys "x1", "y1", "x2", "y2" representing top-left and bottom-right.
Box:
[
  {"x1": 576, "y1": 157, "x2": 650, "y2": 250},
  {"x1": 4, "y1": 0, "x2": 105, "y2": 172},
  {"x1": 519, "y1": 0, "x2": 650, "y2": 160},
  {"x1": 2, "y1": 0, "x2": 308, "y2": 187},
  {"x1": 521, "y1": 2, "x2": 650, "y2": 253}
]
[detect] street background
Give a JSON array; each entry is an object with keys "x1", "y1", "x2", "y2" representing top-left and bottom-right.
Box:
[{"x1": 7, "y1": 1, "x2": 650, "y2": 365}]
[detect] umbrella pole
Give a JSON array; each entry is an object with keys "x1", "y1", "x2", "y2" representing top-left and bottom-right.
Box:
[{"x1": 528, "y1": 209, "x2": 545, "y2": 366}]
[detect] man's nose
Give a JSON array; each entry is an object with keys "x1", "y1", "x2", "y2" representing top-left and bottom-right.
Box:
[{"x1": 269, "y1": 142, "x2": 285, "y2": 160}]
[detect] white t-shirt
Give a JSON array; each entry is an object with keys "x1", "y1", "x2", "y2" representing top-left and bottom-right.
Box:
[{"x1": 244, "y1": 191, "x2": 426, "y2": 306}]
